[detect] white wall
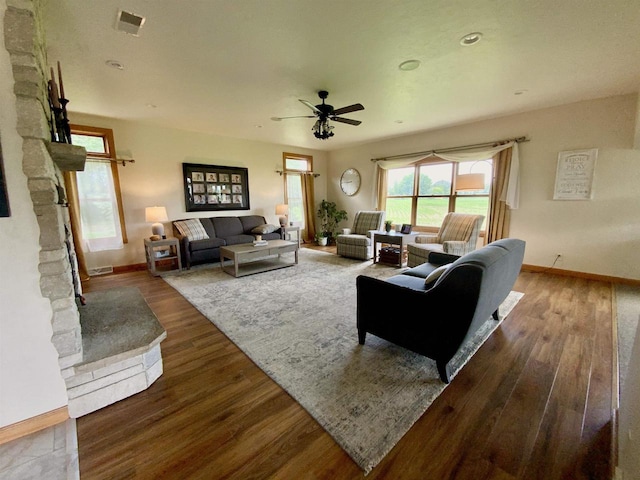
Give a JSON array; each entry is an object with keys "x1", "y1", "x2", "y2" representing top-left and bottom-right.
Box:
[
  {"x1": 69, "y1": 113, "x2": 329, "y2": 269},
  {"x1": 329, "y1": 94, "x2": 640, "y2": 281},
  {"x1": 0, "y1": 2, "x2": 68, "y2": 427}
]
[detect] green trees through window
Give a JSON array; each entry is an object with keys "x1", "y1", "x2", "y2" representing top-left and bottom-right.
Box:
[{"x1": 385, "y1": 159, "x2": 492, "y2": 230}]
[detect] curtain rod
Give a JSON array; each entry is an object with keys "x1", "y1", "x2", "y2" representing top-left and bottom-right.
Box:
[{"x1": 370, "y1": 136, "x2": 529, "y2": 162}]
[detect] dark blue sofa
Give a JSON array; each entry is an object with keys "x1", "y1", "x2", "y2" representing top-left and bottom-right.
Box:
[{"x1": 356, "y1": 238, "x2": 525, "y2": 382}]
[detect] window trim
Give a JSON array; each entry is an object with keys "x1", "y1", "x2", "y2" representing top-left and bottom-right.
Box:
[
  {"x1": 70, "y1": 124, "x2": 128, "y2": 243},
  {"x1": 385, "y1": 157, "x2": 491, "y2": 233}
]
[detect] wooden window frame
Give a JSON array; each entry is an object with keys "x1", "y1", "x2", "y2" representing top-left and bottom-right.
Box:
[
  {"x1": 385, "y1": 157, "x2": 491, "y2": 233},
  {"x1": 70, "y1": 124, "x2": 128, "y2": 243}
]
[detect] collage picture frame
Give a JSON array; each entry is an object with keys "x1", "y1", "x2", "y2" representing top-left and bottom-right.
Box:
[{"x1": 183, "y1": 163, "x2": 250, "y2": 212}]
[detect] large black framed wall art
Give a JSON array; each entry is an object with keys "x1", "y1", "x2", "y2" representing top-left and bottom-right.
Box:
[{"x1": 183, "y1": 163, "x2": 250, "y2": 212}]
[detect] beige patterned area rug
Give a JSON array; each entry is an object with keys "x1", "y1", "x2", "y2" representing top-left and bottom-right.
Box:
[{"x1": 163, "y1": 249, "x2": 523, "y2": 473}]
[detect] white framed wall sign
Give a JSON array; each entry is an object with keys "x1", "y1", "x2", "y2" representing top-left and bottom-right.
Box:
[{"x1": 553, "y1": 148, "x2": 598, "y2": 200}]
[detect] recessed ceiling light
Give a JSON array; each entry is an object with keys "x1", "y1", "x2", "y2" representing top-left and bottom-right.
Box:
[
  {"x1": 145, "y1": 103, "x2": 157, "y2": 108},
  {"x1": 270, "y1": 117, "x2": 282, "y2": 122},
  {"x1": 399, "y1": 60, "x2": 421, "y2": 71},
  {"x1": 514, "y1": 89, "x2": 528, "y2": 96},
  {"x1": 395, "y1": 120, "x2": 404, "y2": 124},
  {"x1": 105, "y1": 59, "x2": 124, "y2": 70},
  {"x1": 255, "y1": 125, "x2": 263, "y2": 128},
  {"x1": 460, "y1": 32, "x2": 483, "y2": 46}
]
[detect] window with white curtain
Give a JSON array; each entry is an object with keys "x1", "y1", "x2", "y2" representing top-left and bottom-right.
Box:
[
  {"x1": 70, "y1": 126, "x2": 127, "y2": 252},
  {"x1": 283, "y1": 152, "x2": 312, "y2": 227}
]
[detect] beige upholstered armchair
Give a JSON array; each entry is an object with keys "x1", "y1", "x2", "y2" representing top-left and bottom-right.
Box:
[
  {"x1": 406, "y1": 212, "x2": 484, "y2": 267},
  {"x1": 336, "y1": 211, "x2": 385, "y2": 260}
]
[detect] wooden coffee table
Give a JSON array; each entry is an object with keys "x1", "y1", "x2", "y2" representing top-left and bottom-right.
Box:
[{"x1": 220, "y1": 239, "x2": 299, "y2": 277}]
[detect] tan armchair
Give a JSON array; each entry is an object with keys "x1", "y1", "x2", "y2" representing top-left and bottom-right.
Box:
[
  {"x1": 336, "y1": 211, "x2": 385, "y2": 260},
  {"x1": 407, "y1": 213, "x2": 484, "y2": 267}
]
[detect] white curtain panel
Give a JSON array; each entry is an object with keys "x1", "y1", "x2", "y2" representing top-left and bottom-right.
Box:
[{"x1": 375, "y1": 141, "x2": 520, "y2": 209}]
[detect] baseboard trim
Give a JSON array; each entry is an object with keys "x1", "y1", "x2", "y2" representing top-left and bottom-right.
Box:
[
  {"x1": 521, "y1": 264, "x2": 640, "y2": 286},
  {"x1": 112, "y1": 263, "x2": 147, "y2": 274},
  {"x1": 0, "y1": 406, "x2": 69, "y2": 445}
]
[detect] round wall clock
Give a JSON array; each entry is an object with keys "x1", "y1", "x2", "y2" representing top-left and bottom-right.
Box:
[{"x1": 340, "y1": 168, "x2": 361, "y2": 196}]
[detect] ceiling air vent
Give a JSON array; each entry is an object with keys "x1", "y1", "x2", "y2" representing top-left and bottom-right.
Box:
[{"x1": 116, "y1": 10, "x2": 145, "y2": 36}]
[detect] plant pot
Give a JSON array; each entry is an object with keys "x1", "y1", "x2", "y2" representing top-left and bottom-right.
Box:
[
  {"x1": 317, "y1": 236, "x2": 328, "y2": 246},
  {"x1": 385, "y1": 224, "x2": 392, "y2": 233}
]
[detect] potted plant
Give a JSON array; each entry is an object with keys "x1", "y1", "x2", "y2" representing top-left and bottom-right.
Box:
[
  {"x1": 317, "y1": 200, "x2": 348, "y2": 244},
  {"x1": 384, "y1": 219, "x2": 393, "y2": 233},
  {"x1": 314, "y1": 232, "x2": 328, "y2": 246}
]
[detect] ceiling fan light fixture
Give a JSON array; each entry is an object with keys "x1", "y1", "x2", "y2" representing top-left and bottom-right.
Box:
[
  {"x1": 399, "y1": 60, "x2": 421, "y2": 71},
  {"x1": 460, "y1": 32, "x2": 483, "y2": 46},
  {"x1": 312, "y1": 119, "x2": 334, "y2": 140}
]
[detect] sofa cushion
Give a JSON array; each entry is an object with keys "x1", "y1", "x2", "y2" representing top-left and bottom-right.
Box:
[
  {"x1": 240, "y1": 215, "x2": 270, "y2": 233},
  {"x1": 189, "y1": 237, "x2": 226, "y2": 252},
  {"x1": 251, "y1": 223, "x2": 278, "y2": 234},
  {"x1": 437, "y1": 213, "x2": 477, "y2": 243},
  {"x1": 174, "y1": 219, "x2": 210, "y2": 241},
  {"x1": 337, "y1": 234, "x2": 371, "y2": 246},
  {"x1": 352, "y1": 211, "x2": 384, "y2": 235},
  {"x1": 211, "y1": 217, "x2": 245, "y2": 238}
]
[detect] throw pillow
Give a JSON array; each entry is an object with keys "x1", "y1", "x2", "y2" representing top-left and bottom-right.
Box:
[
  {"x1": 251, "y1": 224, "x2": 277, "y2": 234},
  {"x1": 173, "y1": 219, "x2": 210, "y2": 241},
  {"x1": 424, "y1": 264, "x2": 449, "y2": 288}
]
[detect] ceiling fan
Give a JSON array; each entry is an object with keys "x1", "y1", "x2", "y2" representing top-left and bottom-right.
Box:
[{"x1": 271, "y1": 90, "x2": 364, "y2": 139}]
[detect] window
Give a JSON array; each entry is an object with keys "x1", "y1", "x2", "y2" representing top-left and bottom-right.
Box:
[
  {"x1": 70, "y1": 125, "x2": 128, "y2": 251},
  {"x1": 385, "y1": 158, "x2": 492, "y2": 231},
  {"x1": 283, "y1": 152, "x2": 313, "y2": 227}
]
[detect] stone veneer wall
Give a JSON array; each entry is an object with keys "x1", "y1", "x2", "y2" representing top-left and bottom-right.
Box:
[
  {"x1": 2, "y1": 0, "x2": 80, "y2": 478},
  {"x1": 4, "y1": 0, "x2": 82, "y2": 368}
]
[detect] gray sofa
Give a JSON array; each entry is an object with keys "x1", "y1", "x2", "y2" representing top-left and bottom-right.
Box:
[
  {"x1": 356, "y1": 238, "x2": 525, "y2": 383},
  {"x1": 172, "y1": 215, "x2": 282, "y2": 268}
]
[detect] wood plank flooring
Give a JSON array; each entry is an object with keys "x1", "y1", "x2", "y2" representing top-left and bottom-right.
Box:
[{"x1": 77, "y1": 248, "x2": 613, "y2": 479}]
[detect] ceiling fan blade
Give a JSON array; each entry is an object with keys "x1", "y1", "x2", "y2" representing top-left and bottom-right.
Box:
[
  {"x1": 332, "y1": 103, "x2": 364, "y2": 116},
  {"x1": 331, "y1": 116, "x2": 362, "y2": 126},
  {"x1": 299, "y1": 99, "x2": 322, "y2": 114},
  {"x1": 271, "y1": 115, "x2": 316, "y2": 121}
]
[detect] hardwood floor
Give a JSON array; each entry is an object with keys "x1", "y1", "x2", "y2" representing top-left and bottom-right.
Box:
[{"x1": 77, "y1": 249, "x2": 613, "y2": 479}]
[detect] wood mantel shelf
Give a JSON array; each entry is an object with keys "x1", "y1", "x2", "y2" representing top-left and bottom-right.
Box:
[{"x1": 46, "y1": 142, "x2": 86, "y2": 171}]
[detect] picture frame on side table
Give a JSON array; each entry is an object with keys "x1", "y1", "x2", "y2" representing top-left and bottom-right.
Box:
[
  {"x1": 183, "y1": 163, "x2": 250, "y2": 212},
  {"x1": 400, "y1": 224, "x2": 412, "y2": 234}
]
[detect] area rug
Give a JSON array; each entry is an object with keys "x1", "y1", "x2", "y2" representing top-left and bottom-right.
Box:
[{"x1": 162, "y1": 249, "x2": 523, "y2": 473}]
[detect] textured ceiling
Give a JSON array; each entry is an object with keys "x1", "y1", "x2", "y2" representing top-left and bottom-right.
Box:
[{"x1": 44, "y1": 0, "x2": 640, "y2": 151}]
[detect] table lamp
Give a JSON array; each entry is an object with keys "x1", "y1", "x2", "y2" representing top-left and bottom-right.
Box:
[
  {"x1": 275, "y1": 204, "x2": 289, "y2": 227},
  {"x1": 145, "y1": 206, "x2": 168, "y2": 239}
]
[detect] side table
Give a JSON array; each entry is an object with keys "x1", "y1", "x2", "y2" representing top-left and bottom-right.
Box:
[
  {"x1": 144, "y1": 238, "x2": 182, "y2": 276},
  {"x1": 373, "y1": 231, "x2": 418, "y2": 267},
  {"x1": 280, "y1": 225, "x2": 301, "y2": 246}
]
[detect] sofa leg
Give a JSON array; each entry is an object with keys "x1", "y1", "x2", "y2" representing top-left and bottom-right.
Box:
[
  {"x1": 492, "y1": 309, "x2": 499, "y2": 321},
  {"x1": 358, "y1": 330, "x2": 366, "y2": 345},
  {"x1": 437, "y1": 360, "x2": 451, "y2": 383}
]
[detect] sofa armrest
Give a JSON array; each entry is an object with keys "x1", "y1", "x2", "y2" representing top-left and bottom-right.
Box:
[
  {"x1": 443, "y1": 240, "x2": 470, "y2": 256},
  {"x1": 174, "y1": 233, "x2": 192, "y2": 268},
  {"x1": 415, "y1": 234, "x2": 438, "y2": 244}
]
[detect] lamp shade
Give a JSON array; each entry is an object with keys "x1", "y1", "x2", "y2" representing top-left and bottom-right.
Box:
[
  {"x1": 275, "y1": 204, "x2": 289, "y2": 216},
  {"x1": 455, "y1": 173, "x2": 485, "y2": 191},
  {"x1": 145, "y1": 206, "x2": 168, "y2": 238},
  {"x1": 145, "y1": 206, "x2": 168, "y2": 223}
]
